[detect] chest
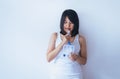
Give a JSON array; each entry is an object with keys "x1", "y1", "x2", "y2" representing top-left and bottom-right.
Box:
[{"x1": 56, "y1": 34, "x2": 80, "y2": 54}]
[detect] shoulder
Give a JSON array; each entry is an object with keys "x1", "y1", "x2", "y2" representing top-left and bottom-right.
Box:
[
  {"x1": 51, "y1": 32, "x2": 57, "y2": 37},
  {"x1": 50, "y1": 32, "x2": 58, "y2": 41},
  {"x1": 78, "y1": 34, "x2": 86, "y2": 44}
]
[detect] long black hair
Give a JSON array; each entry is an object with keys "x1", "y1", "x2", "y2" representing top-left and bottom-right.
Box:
[{"x1": 60, "y1": 9, "x2": 79, "y2": 37}]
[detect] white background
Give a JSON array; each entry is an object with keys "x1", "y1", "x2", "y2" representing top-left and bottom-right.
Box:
[{"x1": 0, "y1": 0, "x2": 120, "y2": 79}]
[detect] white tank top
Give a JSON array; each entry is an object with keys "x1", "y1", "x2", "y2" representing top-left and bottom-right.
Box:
[
  {"x1": 56, "y1": 32, "x2": 80, "y2": 54},
  {"x1": 50, "y1": 32, "x2": 82, "y2": 75}
]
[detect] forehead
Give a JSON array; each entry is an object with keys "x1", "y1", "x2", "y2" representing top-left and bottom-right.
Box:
[{"x1": 65, "y1": 16, "x2": 70, "y2": 21}]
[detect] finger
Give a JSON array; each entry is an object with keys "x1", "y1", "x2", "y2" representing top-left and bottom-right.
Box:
[
  {"x1": 71, "y1": 54, "x2": 78, "y2": 60},
  {"x1": 69, "y1": 54, "x2": 74, "y2": 61},
  {"x1": 75, "y1": 55, "x2": 79, "y2": 60},
  {"x1": 69, "y1": 57, "x2": 74, "y2": 61}
]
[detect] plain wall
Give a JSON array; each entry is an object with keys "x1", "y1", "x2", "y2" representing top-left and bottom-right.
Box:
[{"x1": 0, "y1": 0, "x2": 120, "y2": 79}]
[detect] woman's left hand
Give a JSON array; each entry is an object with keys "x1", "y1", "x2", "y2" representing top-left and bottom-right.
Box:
[{"x1": 69, "y1": 53, "x2": 79, "y2": 61}]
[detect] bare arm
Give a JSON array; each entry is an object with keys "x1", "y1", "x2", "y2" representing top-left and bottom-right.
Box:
[
  {"x1": 46, "y1": 33, "x2": 67, "y2": 62},
  {"x1": 76, "y1": 35, "x2": 87, "y2": 65}
]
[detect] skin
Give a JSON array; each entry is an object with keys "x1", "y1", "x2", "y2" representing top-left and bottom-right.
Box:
[{"x1": 46, "y1": 17, "x2": 87, "y2": 65}]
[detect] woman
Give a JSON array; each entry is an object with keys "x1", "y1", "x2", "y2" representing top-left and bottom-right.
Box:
[{"x1": 46, "y1": 9, "x2": 87, "y2": 79}]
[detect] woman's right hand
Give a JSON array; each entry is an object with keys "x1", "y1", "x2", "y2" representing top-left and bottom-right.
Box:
[{"x1": 62, "y1": 34, "x2": 71, "y2": 44}]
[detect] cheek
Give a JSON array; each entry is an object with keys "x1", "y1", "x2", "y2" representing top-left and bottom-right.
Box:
[
  {"x1": 71, "y1": 25, "x2": 74, "y2": 30},
  {"x1": 64, "y1": 23, "x2": 67, "y2": 27},
  {"x1": 63, "y1": 24, "x2": 67, "y2": 29},
  {"x1": 63, "y1": 25, "x2": 66, "y2": 31}
]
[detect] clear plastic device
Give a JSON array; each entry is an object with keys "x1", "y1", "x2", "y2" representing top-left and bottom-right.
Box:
[{"x1": 62, "y1": 30, "x2": 75, "y2": 57}]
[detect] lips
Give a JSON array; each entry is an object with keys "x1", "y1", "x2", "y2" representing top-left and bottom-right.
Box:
[{"x1": 65, "y1": 28, "x2": 71, "y2": 31}]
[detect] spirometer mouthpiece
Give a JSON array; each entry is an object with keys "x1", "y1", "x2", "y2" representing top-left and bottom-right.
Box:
[{"x1": 67, "y1": 30, "x2": 70, "y2": 36}]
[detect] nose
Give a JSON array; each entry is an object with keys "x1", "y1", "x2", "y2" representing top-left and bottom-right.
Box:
[{"x1": 67, "y1": 23, "x2": 70, "y2": 27}]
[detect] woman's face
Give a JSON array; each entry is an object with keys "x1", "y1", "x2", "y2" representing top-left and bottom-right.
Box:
[{"x1": 63, "y1": 16, "x2": 74, "y2": 33}]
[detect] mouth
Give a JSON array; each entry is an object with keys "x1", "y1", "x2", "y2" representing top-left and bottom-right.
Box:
[
  {"x1": 67, "y1": 30, "x2": 70, "y2": 35},
  {"x1": 65, "y1": 28, "x2": 71, "y2": 31}
]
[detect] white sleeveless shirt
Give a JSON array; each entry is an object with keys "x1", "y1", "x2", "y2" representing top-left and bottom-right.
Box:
[{"x1": 50, "y1": 32, "x2": 82, "y2": 76}]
